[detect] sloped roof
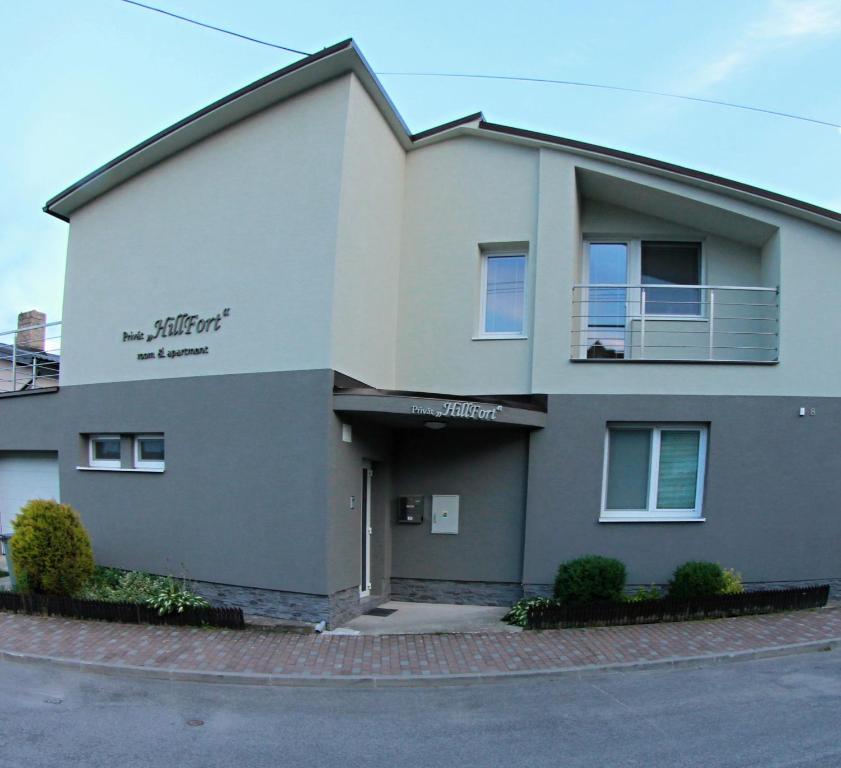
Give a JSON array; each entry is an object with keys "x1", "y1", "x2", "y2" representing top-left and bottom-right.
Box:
[{"x1": 44, "y1": 39, "x2": 841, "y2": 231}]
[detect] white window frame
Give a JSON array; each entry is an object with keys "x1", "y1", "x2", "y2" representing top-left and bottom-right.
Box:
[
  {"x1": 476, "y1": 249, "x2": 528, "y2": 339},
  {"x1": 582, "y1": 238, "x2": 706, "y2": 322},
  {"x1": 600, "y1": 423, "x2": 707, "y2": 523},
  {"x1": 134, "y1": 435, "x2": 165, "y2": 471},
  {"x1": 89, "y1": 434, "x2": 122, "y2": 469}
]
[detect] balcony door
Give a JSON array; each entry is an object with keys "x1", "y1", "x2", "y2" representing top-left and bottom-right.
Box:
[{"x1": 585, "y1": 242, "x2": 629, "y2": 359}]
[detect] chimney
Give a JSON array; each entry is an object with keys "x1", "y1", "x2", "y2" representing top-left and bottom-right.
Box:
[{"x1": 17, "y1": 310, "x2": 46, "y2": 351}]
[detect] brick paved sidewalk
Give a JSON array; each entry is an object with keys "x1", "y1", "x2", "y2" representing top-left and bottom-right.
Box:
[{"x1": 1, "y1": 607, "x2": 840, "y2": 682}]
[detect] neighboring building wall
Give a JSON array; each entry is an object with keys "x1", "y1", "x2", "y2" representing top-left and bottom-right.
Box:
[
  {"x1": 59, "y1": 77, "x2": 354, "y2": 387},
  {"x1": 523, "y1": 394, "x2": 841, "y2": 590},
  {"x1": 0, "y1": 359, "x2": 59, "y2": 392},
  {"x1": 331, "y1": 75, "x2": 406, "y2": 389}
]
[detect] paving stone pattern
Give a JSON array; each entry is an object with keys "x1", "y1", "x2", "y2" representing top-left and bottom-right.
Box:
[{"x1": 1, "y1": 607, "x2": 839, "y2": 679}]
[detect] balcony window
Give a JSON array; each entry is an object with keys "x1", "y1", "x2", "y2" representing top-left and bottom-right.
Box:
[{"x1": 641, "y1": 241, "x2": 702, "y2": 316}]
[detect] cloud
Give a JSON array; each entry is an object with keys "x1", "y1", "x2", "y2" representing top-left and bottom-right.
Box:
[
  {"x1": 751, "y1": 0, "x2": 841, "y2": 40},
  {"x1": 686, "y1": 0, "x2": 841, "y2": 92}
]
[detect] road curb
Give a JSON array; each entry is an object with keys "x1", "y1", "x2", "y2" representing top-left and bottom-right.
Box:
[{"x1": 1, "y1": 637, "x2": 838, "y2": 688}]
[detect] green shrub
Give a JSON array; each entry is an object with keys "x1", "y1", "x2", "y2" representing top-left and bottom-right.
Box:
[
  {"x1": 720, "y1": 567, "x2": 744, "y2": 595},
  {"x1": 147, "y1": 578, "x2": 209, "y2": 616},
  {"x1": 625, "y1": 584, "x2": 662, "y2": 602},
  {"x1": 77, "y1": 567, "x2": 168, "y2": 604},
  {"x1": 502, "y1": 596, "x2": 556, "y2": 627},
  {"x1": 9, "y1": 500, "x2": 94, "y2": 596},
  {"x1": 554, "y1": 555, "x2": 626, "y2": 605},
  {"x1": 668, "y1": 561, "x2": 726, "y2": 600}
]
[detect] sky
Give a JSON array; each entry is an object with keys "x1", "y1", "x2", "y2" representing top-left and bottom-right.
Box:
[{"x1": 2, "y1": 0, "x2": 840, "y2": 334}]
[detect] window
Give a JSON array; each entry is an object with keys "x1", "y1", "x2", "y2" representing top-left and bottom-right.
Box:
[
  {"x1": 641, "y1": 241, "x2": 701, "y2": 316},
  {"x1": 601, "y1": 424, "x2": 707, "y2": 521},
  {"x1": 583, "y1": 239, "x2": 703, "y2": 317},
  {"x1": 134, "y1": 435, "x2": 165, "y2": 470},
  {"x1": 83, "y1": 433, "x2": 165, "y2": 472},
  {"x1": 89, "y1": 435, "x2": 121, "y2": 469},
  {"x1": 479, "y1": 251, "x2": 526, "y2": 336}
]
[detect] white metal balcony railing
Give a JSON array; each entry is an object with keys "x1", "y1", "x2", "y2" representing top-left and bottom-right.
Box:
[
  {"x1": 571, "y1": 285, "x2": 779, "y2": 363},
  {"x1": 0, "y1": 321, "x2": 61, "y2": 393}
]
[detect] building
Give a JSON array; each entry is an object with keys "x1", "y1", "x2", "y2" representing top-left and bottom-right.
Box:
[
  {"x1": 1, "y1": 40, "x2": 840, "y2": 625},
  {"x1": 0, "y1": 311, "x2": 60, "y2": 395}
]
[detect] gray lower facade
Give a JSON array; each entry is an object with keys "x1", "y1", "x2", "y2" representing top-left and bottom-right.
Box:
[{"x1": 2, "y1": 370, "x2": 840, "y2": 626}]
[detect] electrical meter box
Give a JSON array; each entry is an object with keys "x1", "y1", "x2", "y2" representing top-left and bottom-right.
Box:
[
  {"x1": 431, "y1": 495, "x2": 460, "y2": 534},
  {"x1": 397, "y1": 495, "x2": 424, "y2": 524}
]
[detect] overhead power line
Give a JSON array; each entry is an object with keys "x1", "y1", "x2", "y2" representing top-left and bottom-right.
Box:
[
  {"x1": 118, "y1": 0, "x2": 840, "y2": 131},
  {"x1": 378, "y1": 71, "x2": 841, "y2": 130},
  {"x1": 119, "y1": 0, "x2": 310, "y2": 56}
]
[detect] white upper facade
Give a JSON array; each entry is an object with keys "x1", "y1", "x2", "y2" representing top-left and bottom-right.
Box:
[{"x1": 48, "y1": 41, "x2": 841, "y2": 397}]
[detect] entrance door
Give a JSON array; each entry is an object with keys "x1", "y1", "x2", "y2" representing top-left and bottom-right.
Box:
[{"x1": 360, "y1": 463, "x2": 373, "y2": 597}]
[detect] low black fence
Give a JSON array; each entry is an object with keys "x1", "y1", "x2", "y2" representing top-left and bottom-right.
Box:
[
  {"x1": 526, "y1": 584, "x2": 830, "y2": 630},
  {"x1": 0, "y1": 591, "x2": 244, "y2": 630}
]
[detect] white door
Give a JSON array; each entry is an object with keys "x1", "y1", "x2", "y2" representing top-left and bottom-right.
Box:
[
  {"x1": 0, "y1": 452, "x2": 60, "y2": 536},
  {"x1": 360, "y1": 463, "x2": 372, "y2": 597}
]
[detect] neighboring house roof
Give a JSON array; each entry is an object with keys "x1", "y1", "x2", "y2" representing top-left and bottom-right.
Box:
[
  {"x1": 44, "y1": 39, "x2": 841, "y2": 232},
  {"x1": 0, "y1": 343, "x2": 60, "y2": 367}
]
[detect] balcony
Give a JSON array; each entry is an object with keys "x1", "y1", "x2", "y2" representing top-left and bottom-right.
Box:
[
  {"x1": 571, "y1": 285, "x2": 779, "y2": 363},
  {"x1": 0, "y1": 320, "x2": 61, "y2": 393}
]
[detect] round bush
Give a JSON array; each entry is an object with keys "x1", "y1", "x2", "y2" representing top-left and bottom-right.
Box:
[
  {"x1": 668, "y1": 561, "x2": 726, "y2": 600},
  {"x1": 9, "y1": 499, "x2": 94, "y2": 596},
  {"x1": 554, "y1": 555, "x2": 626, "y2": 605}
]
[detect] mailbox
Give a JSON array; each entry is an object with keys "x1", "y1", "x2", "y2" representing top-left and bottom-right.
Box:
[{"x1": 397, "y1": 495, "x2": 424, "y2": 524}]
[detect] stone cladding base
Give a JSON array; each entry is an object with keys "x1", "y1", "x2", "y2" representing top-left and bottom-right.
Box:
[{"x1": 390, "y1": 578, "x2": 523, "y2": 607}]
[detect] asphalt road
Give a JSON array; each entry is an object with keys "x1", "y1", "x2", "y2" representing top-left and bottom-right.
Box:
[{"x1": 2, "y1": 651, "x2": 840, "y2": 768}]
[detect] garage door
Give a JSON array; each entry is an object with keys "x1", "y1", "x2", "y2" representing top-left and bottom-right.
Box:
[{"x1": 0, "y1": 452, "x2": 60, "y2": 536}]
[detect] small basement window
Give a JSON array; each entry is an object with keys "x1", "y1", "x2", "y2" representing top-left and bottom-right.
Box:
[
  {"x1": 134, "y1": 435, "x2": 165, "y2": 470},
  {"x1": 89, "y1": 435, "x2": 121, "y2": 469}
]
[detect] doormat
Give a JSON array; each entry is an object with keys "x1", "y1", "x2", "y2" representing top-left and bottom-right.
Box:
[{"x1": 365, "y1": 608, "x2": 397, "y2": 617}]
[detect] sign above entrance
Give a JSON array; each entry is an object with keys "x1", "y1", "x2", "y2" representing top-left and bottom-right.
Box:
[
  {"x1": 411, "y1": 401, "x2": 503, "y2": 421},
  {"x1": 333, "y1": 392, "x2": 545, "y2": 429}
]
